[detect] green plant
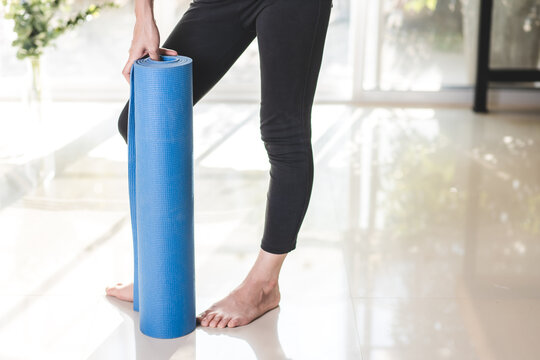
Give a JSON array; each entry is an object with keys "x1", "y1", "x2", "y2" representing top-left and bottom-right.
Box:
[
  {"x1": 1, "y1": 0, "x2": 118, "y2": 60},
  {"x1": 404, "y1": 0, "x2": 438, "y2": 12}
]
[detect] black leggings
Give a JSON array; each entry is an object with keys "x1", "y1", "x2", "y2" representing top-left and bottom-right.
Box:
[{"x1": 117, "y1": 0, "x2": 332, "y2": 254}]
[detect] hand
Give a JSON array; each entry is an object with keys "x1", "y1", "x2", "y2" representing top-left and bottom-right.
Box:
[{"x1": 122, "y1": 17, "x2": 178, "y2": 84}]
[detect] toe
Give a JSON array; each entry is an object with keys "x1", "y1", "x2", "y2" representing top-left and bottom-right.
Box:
[
  {"x1": 217, "y1": 316, "x2": 231, "y2": 328},
  {"x1": 201, "y1": 313, "x2": 216, "y2": 327},
  {"x1": 209, "y1": 314, "x2": 222, "y2": 328},
  {"x1": 197, "y1": 310, "x2": 209, "y2": 319},
  {"x1": 228, "y1": 318, "x2": 239, "y2": 328},
  {"x1": 106, "y1": 283, "x2": 121, "y2": 292},
  {"x1": 196, "y1": 310, "x2": 209, "y2": 324}
]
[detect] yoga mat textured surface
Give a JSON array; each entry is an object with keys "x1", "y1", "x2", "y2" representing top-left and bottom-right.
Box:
[{"x1": 127, "y1": 55, "x2": 195, "y2": 339}]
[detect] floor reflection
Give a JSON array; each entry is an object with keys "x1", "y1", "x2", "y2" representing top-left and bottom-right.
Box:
[
  {"x1": 197, "y1": 307, "x2": 289, "y2": 360},
  {"x1": 91, "y1": 297, "x2": 289, "y2": 360},
  {"x1": 89, "y1": 297, "x2": 196, "y2": 360},
  {"x1": 337, "y1": 108, "x2": 540, "y2": 359},
  {"x1": 1, "y1": 104, "x2": 539, "y2": 359}
]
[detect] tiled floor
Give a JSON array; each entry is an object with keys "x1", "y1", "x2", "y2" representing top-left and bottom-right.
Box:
[{"x1": 0, "y1": 103, "x2": 539, "y2": 359}]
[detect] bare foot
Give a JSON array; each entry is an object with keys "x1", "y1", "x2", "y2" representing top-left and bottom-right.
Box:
[
  {"x1": 197, "y1": 279, "x2": 281, "y2": 328},
  {"x1": 105, "y1": 282, "x2": 134, "y2": 302}
]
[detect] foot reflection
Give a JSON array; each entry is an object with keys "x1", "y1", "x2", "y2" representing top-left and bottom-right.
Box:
[
  {"x1": 198, "y1": 306, "x2": 290, "y2": 360},
  {"x1": 89, "y1": 296, "x2": 196, "y2": 360}
]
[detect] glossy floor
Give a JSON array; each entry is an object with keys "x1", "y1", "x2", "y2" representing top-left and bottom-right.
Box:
[{"x1": 0, "y1": 104, "x2": 539, "y2": 359}]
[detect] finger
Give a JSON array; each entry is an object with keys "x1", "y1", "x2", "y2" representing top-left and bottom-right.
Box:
[
  {"x1": 148, "y1": 49, "x2": 160, "y2": 61},
  {"x1": 122, "y1": 69, "x2": 130, "y2": 84},
  {"x1": 122, "y1": 58, "x2": 136, "y2": 84},
  {"x1": 122, "y1": 50, "x2": 146, "y2": 84},
  {"x1": 159, "y1": 47, "x2": 178, "y2": 56}
]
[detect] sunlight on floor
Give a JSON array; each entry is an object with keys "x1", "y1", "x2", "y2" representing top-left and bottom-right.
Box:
[{"x1": 0, "y1": 103, "x2": 539, "y2": 359}]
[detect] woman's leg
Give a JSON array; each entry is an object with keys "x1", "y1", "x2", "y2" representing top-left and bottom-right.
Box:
[
  {"x1": 116, "y1": 1, "x2": 257, "y2": 143},
  {"x1": 257, "y1": 0, "x2": 332, "y2": 254},
  {"x1": 107, "y1": 1, "x2": 255, "y2": 299},
  {"x1": 197, "y1": 0, "x2": 332, "y2": 328}
]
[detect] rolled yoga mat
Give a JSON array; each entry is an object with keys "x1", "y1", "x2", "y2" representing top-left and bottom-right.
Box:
[{"x1": 127, "y1": 54, "x2": 195, "y2": 339}]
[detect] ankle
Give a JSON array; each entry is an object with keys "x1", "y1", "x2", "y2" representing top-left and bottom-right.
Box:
[
  {"x1": 263, "y1": 278, "x2": 279, "y2": 292},
  {"x1": 243, "y1": 275, "x2": 279, "y2": 290}
]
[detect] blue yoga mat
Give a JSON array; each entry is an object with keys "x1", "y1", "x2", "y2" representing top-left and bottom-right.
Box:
[{"x1": 127, "y1": 54, "x2": 196, "y2": 339}]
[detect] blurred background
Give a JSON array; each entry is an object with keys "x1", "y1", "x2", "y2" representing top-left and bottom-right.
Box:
[
  {"x1": 0, "y1": 0, "x2": 539, "y2": 359},
  {"x1": 2, "y1": 0, "x2": 540, "y2": 101}
]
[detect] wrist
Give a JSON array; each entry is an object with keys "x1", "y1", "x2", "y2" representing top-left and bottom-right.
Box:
[
  {"x1": 135, "y1": 6, "x2": 154, "y2": 21},
  {"x1": 135, "y1": 13, "x2": 154, "y2": 23}
]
